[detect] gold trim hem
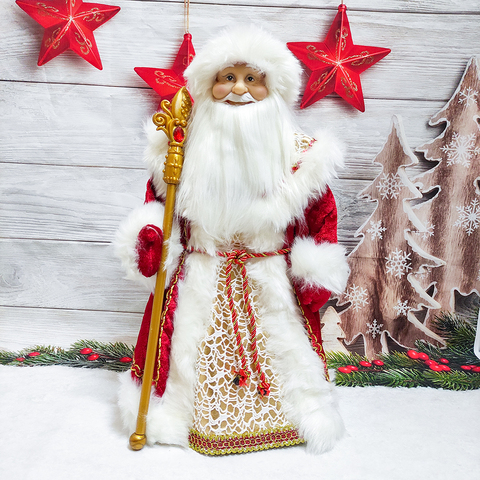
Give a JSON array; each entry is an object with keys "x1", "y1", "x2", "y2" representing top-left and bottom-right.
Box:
[{"x1": 188, "y1": 427, "x2": 304, "y2": 455}]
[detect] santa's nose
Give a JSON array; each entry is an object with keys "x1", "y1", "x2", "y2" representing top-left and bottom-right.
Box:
[{"x1": 232, "y1": 81, "x2": 248, "y2": 95}]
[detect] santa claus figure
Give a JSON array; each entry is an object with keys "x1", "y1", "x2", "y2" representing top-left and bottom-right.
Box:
[{"x1": 115, "y1": 26, "x2": 349, "y2": 455}]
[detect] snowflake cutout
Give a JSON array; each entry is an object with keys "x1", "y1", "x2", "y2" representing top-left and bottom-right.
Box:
[
  {"x1": 367, "y1": 220, "x2": 387, "y2": 240},
  {"x1": 376, "y1": 173, "x2": 403, "y2": 199},
  {"x1": 345, "y1": 284, "x2": 369, "y2": 311},
  {"x1": 393, "y1": 299, "x2": 412, "y2": 316},
  {"x1": 454, "y1": 198, "x2": 480, "y2": 236},
  {"x1": 441, "y1": 132, "x2": 479, "y2": 168},
  {"x1": 366, "y1": 319, "x2": 383, "y2": 339},
  {"x1": 459, "y1": 87, "x2": 478, "y2": 107},
  {"x1": 412, "y1": 222, "x2": 435, "y2": 240},
  {"x1": 385, "y1": 248, "x2": 412, "y2": 278}
]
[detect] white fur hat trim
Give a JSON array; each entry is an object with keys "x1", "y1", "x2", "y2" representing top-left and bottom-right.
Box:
[{"x1": 184, "y1": 25, "x2": 302, "y2": 105}]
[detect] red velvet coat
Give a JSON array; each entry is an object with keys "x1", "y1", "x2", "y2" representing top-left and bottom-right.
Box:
[{"x1": 131, "y1": 179, "x2": 339, "y2": 396}]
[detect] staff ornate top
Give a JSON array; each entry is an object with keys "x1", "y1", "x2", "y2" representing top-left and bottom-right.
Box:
[{"x1": 152, "y1": 86, "x2": 193, "y2": 185}]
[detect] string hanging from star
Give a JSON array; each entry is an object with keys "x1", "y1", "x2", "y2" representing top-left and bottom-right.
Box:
[
  {"x1": 287, "y1": 2, "x2": 390, "y2": 112},
  {"x1": 16, "y1": 0, "x2": 120, "y2": 69},
  {"x1": 134, "y1": 0, "x2": 195, "y2": 107}
]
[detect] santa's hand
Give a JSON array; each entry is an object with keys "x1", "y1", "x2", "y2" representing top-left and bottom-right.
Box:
[
  {"x1": 136, "y1": 225, "x2": 163, "y2": 277},
  {"x1": 295, "y1": 283, "x2": 331, "y2": 313}
]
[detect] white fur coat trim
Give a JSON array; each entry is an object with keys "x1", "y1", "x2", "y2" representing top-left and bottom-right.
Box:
[
  {"x1": 290, "y1": 237, "x2": 350, "y2": 295},
  {"x1": 143, "y1": 122, "x2": 169, "y2": 200},
  {"x1": 298, "y1": 129, "x2": 345, "y2": 192},
  {"x1": 118, "y1": 252, "x2": 221, "y2": 447},
  {"x1": 249, "y1": 256, "x2": 346, "y2": 454}
]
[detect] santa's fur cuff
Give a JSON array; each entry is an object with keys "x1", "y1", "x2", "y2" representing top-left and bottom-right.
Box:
[
  {"x1": 114, "y1": 202, "x2": 165, "y2": 292},
  {"x1": 289, "y1": 238, "x2": 349, "y2": 294}
]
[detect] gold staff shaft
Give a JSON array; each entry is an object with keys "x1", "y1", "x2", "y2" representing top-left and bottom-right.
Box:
[{"x1": 129, "y1": 87, "x2": 192, "y2": 451}]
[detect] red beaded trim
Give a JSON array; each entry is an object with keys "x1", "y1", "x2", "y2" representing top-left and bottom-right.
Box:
[
  {"x1": 189, "y1": 427, "x2": 303, "y2": 455},
  {"x1": 153, "y1": 249, "x2": 187, "y2": 385},
  {"x1": 130, "y1": 249, "x2": 187, "y2": 383},
  {"x1": 294, "y1": 291, "x2": 330, "y2": 381}
]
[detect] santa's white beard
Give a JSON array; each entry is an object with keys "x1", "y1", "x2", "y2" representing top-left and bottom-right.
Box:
[{"x1": 176, "y1": 95, "x2": 298, "y2": 242}]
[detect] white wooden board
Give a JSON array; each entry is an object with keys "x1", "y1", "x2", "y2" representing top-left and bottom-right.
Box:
[
  {"x1": 0, "y1": 306, "x2": 141, "y2": 350},
  {"x1": 1, "y1": 0, "x2": 480, "y2": 350},
  {"x1": 0, "y1": 163, "x2": 145, "y2": 241},
  {"x1": 137, "y1": 0, "x2": 480, "y2": 13},
  {"x1": 1, "y1": 79, "x2": 446, "y2": 173},
  {"x1": 1, "y1": 2, "x2": 478, "y2": 101},
  {"x1": 0, "y1": 239, "x2": 147, "y2": 312}
]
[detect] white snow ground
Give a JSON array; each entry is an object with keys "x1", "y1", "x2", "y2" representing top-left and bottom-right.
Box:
[{"x1": 1, "y1": 365, "x2": 479, "y2": 480}]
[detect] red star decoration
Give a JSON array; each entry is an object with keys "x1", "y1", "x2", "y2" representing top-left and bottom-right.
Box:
[
  {"x1": 16, "y1": 0, "x2": 120, "y2": 70},
  {"x1": 135, "y1": 33, "x2": 195, "y2": 105},
  {"x1": 287, "y1": 4, "x2": 390, "y2": 111}
]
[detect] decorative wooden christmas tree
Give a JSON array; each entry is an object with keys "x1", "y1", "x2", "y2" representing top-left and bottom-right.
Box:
[
  {"x1": 335, "y1": 116, "x2": 444, "y2": 358},
  {"x1": 413, "y1": 57, "x2": 480, "y2": 313},
  {"x1": 321, "y1": 306, "x2": 349, "y2": 354}
]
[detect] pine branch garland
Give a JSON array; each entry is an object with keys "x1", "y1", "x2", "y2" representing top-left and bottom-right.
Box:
[
  {"x1": 2, "y1": 311, "x2": 478, "y2": 390},
  {"x1": 326, "y1": 311, "x2": 480, "y2": 390},
  {"x1": 0, "y1": 340, "x2": 134, "y2": 372}
]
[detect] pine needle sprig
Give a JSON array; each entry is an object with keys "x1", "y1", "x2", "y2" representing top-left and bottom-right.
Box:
[
  {"x1": 431, "y1": 311, "x2": 476, "y2": 350},
  {"x1": 414, "y1": 341, "x2": 443, "y2": 358},
  {"x1": 424, "y1": 371, "x2": 480, "y2": 391},
  {"x1": 72, "y1": 340, "x2": 134, "y2": 359},
  {"x1": 378, "y1": 368, "x2": 424, "y2": 388},
  {"x1": 377, "y1": 352, "x2": 418, "y2": 369},
  {"x1": 439, "y1": 347, "x2": 477, "y2": 367},
  {"x1": 334, "y1": 370, "x2": 379, "y2": 387},
  {"x1": 0, "y1": 351, "x2": 19, "y2": 364},
  {"x1": 325, "y1": 351, "x2": 366, "y2": 369}
]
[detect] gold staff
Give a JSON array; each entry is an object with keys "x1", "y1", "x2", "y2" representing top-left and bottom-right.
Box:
[{"x1": 129, "y1": 86, "x2": 192, "y2": 451}]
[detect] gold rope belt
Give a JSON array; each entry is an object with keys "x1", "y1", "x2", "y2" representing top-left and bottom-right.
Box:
[{"x1": 187, "y1": 247, "x2": 291, "y2": 396}]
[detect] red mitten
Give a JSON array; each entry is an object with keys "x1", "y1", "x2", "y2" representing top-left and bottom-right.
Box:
[
  {"x1": 136, "y1": 224, "x2": 163, "y2": 277},
  {"x1": 295, "y1": 283, "x2": 331, "y2": 313}
]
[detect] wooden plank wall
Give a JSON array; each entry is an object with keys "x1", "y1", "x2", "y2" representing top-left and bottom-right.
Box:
[{"x1": 1, "y1": 0, "x2": 479, "y2": 350}]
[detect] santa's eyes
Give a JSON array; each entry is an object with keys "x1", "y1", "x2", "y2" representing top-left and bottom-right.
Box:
[{"x1": 222, "y1": 73, "x2": 258, "y2": 83}]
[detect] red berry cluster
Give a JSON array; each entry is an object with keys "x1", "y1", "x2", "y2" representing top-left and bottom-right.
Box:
[
  {"x1": 79, "y1": 347, "x2": 132, "y2": 363},
  {"x1": 15, "y1": 351, "x2": 41, "y2": 362},
  {"x1": 461, "y1": 365, "x2": 480, "y2": 372},
  {"x1": 80, "y1": 347, "x2": 98, "y2": 361},
  {"x1": 407, "y1": 349, "x2": 480, "y2": 372},
  {"x1": 337, "y1": 359, "x2": 384, "y2": 374}
]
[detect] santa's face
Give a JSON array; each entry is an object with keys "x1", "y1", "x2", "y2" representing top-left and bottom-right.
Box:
[{"x1": 212, "y1": 63, "x2": 268, "y2": 105}]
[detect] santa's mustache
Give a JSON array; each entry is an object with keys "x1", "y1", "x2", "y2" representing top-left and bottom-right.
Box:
[{"x1": 217, "y1": 91, "x2": 258, "y2": 104}]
